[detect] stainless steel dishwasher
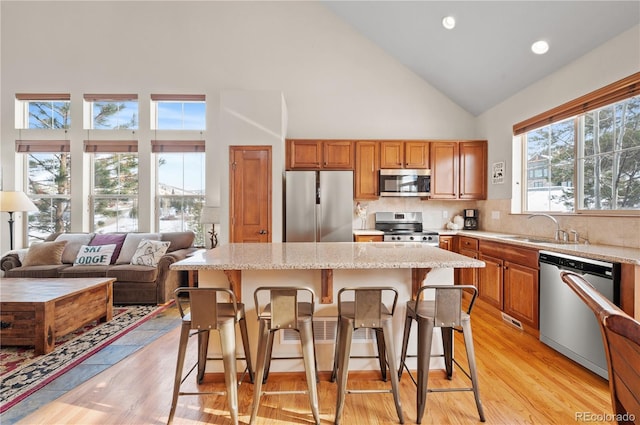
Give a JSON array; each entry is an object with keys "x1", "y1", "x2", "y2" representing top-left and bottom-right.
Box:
[{"x1": 539, "y1": 250, "x2": 620, "y2": 379}]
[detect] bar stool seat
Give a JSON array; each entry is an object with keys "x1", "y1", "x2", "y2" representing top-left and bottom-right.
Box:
[
  {"x1": 168, "y1": 287, "x2": 253, "y2": 425},
  {"x1": 250, "y1": 286, "x2": 320, "y2": 425},
  {"x1": 333, "y1": 286, "x2": 404, "y2": 425},
  {"x1": 398, "y1": 285, "x2": 485, "y2": 424}
]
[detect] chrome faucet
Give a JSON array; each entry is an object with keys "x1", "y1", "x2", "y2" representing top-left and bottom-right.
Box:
[{"x1": 527, "y1": 213, "x2": 563, "y2": 242}]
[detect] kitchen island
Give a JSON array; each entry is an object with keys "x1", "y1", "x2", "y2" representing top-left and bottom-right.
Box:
[{"x1": 171, "y1": 242, "x2": 485, "y2": 373}]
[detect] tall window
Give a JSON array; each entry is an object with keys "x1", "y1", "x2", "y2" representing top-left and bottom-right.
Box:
[
  {"x1": 516, "y1": 73, "x2": 640, "y2": 213},
  {"x1": 84, "y1": 94, "x2": 138, "y2": 130},
  {"x1": 87, "y1": 141, "x2": 139, "y2": 233}
]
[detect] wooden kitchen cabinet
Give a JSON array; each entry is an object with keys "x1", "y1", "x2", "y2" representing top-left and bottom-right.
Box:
[
  {"x1": 438, "y1": 235, "x2": 454, "y2": 251},
  {"x1": 287, "y1": 139, "x2": 353, "y2": 170},
  {"x1": 478, "y1": 240, "x2": 539, "y2": 331},
  {"x1": 354, "y1": 234, "x2": 383, "y2": 242},
  {"x1": 455, "y1": 236, "x2": 479, "y2": 288},
  {"x1": 430, "y1": 140, "x2": 487, "y2": 200},
  {"x1": 354, "y1": 141, "x2": 379, "y2": 200},
  {"x1": 380, "y1": 141, "x2": 429, "y2": 169}
]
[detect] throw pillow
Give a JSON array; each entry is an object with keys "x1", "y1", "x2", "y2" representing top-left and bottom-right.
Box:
[
  {"x1": 55, "y1": 233, "x2": 95, "y2": 264},
  {"x1": 116, "y1": 233, "x2": 161, "y2": 264},
  {"x1": 130, "y1": 240, "x2": 170, "y2": 267},
  {"x1": 73, "y1": 244, "x2": 117, "y2": 266},
  {"x1": 22, "y1": 240, "x2": 68, "y2": 266},
  {"x1": 89, "y1": 233, "x2": 126, "y2": 264}
]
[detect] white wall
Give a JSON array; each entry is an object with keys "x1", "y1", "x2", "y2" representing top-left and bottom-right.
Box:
[
  {"x1": 0, "y1": 1, "x2": 475, "y2": 251},
  {"x1": 477, "y1": 25, "x2": 640, "y2": 201}
]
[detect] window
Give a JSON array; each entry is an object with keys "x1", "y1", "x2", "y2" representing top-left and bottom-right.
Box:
[
  {"x1": 88, "y1": 141, "x2": 139, "y2": 233},
  {"x1": 84, "y1": 94, "x2": 138, "y2": 130},
  {"x1": 151, "y1": 94, "x2": 206, "y2": 130},
  {"x1": 15, "y1": 93, "x2": 71, "y2": 129},
  {"x1": 156, "y1": 153, "x2": 205, "y2": 246},
  {"x1": 516, "y1": 73, "x2": 640, "y2": 214},
  {"x1": 24, "y1": 150, "x2": 72, "y2": 243}
]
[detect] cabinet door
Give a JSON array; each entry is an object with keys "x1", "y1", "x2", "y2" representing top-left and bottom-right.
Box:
[
  {"x1": 503, "y1": 262, "x2": 539, "y2": 329},
  {"x1": 430, "y1": 142, "x2": 458, "y2": 199},
  {"x1": 458, "y1": 247, "x2": 479, "y2": 288},
  {"x1": 288, "y1": 140, "x2": 321, "y2": 169},
  {"x1": 323, "y1": 140, "x2": 354, "y2": 169},
  {"x1": 354, "y1": 141, "x2": 379, "y2": 200},
  {"x1": 439, "y1": 235, "x2": 454, "y2": 251},
  {"x1": 354, "y1": 234, "x2": 383, "y2": 242},
  {"x1": 380, "y1": 141, "x2": 404, "y2": 168},
  {"x1": 459, "y1": 141, "x2": 487, "y2": 200},
  {"x1": 478, "y1": 254, "x2": 503, "y2": 309},
  {"x1": 405, "y1": 141, "x2": 430, "y2": 168}
]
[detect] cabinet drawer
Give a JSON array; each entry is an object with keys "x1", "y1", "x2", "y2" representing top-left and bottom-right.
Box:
[
  {"x1": 458, "y1": 236, "x2": 479, "y2": 251},
  {"x1": 479, "y1": 240, "x2": 538, "y2": 269}
]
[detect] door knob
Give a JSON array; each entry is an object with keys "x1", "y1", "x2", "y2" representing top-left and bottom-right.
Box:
[{"x1": 258, "y1": 230, "x2": 267, "y2": 235}]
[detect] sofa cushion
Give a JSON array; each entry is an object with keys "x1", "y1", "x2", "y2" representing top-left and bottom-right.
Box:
[
  {"x1": 162, "y1": 232, "x2": 195, "y2": 252},
  {"x1": 22, "y1": 240, "x2": 68, "y2": 266},
  {"x1": 55, "y1": 233, "x2": 95, "y2": 264},
  {"x1": 90, "y1": 233, "x2": 126, "y2": 264},
  {"x1": 74, "y1": 244, "x2": 117, "y2": 266},
  {"x1": 130, "y1": 240, "x2": 170, "y2": 266},
  {"x1": 116, "y1": 233, "x2": 161, "y2": 264},
  {"x1": 107, "y1": 264, "x2": 158, "y2": 283},
  {"x1": 5, "y1": 264, "x2": 71, "y2": 278},
  {"x1": 59, "y1": 265, "x2": 110, "y2": 278}
]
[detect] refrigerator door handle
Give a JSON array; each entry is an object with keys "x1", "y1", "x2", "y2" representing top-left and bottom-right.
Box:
[{"x1": 315, "y1": 204, "x2": 321, "y2": 242}]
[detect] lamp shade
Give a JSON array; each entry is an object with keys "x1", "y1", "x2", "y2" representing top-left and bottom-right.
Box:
[
  {"x1": 200, "y1": 206, "x2": 221, "y2": 224},
  {"x1": 0, "y1": 191, "x2": 38, "y2": 212}
]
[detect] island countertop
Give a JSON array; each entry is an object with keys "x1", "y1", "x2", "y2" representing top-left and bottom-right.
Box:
[
  {"x1": 171, "y1": 242, "x2": 485, "y2": 271},
  {"x1": 172, "y1": 242, "x2": 484, "y2": 303}
]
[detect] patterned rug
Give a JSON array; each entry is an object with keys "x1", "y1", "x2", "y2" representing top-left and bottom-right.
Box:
[{"x1": 0, "y1": 303, "x2": 171, "y2": 413}]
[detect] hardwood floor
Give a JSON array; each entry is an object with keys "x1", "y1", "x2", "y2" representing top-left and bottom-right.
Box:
[{"x1": 16, "y1": 300, "x2": 614, "y2": 424}]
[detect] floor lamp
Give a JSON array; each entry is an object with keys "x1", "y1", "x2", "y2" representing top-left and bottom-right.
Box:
[{"x1": 0, "y1": 191, "x2": 37, "y2": 250}]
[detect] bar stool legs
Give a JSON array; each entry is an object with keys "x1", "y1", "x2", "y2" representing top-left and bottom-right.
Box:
[{"x1": 250, "y1": 287, "x2": 320, "y2": 425}]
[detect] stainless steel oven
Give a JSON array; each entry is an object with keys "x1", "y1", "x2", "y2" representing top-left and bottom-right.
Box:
[{"x1": 375, "y1": 211, "x2": 439, "y2": 246}]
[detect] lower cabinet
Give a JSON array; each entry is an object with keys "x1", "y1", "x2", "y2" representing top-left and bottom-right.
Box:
[
  {"x1": 478, "y1": 240, "x2": 539, "y2": 331},
  {"x1": 354, "y1": 234, "x2": 383, "y2": 242}
]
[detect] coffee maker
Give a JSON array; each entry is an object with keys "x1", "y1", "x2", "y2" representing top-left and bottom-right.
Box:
[{"x1": 463, "y1": 209, "x2": 479, "y2": 230}]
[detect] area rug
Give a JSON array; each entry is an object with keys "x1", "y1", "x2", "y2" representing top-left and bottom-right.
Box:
[{"x1": 0, "y1": 302, "x2": 172, "y2": 413}]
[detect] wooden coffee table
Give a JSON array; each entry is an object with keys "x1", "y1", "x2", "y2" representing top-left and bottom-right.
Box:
[{"x1": 0, "y1": 277, "x2": 115, "y2": 354}]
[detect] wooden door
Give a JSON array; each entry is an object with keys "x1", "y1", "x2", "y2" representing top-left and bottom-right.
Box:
[
  {"x1": 380, "y1": 141, "x2": 404, "y2": 168},
  {"x1": 503, "y1": 262, "x2": 539, "y2": 329},
  {"x1": 430, "y1": 142, "x2": 458, "y2": 199},
  {"x1": 478, "y1": 253, "x2": 503, "y2": 309},
  {"x1": 459, "y1": 140, "x2": 487, "y2": 200},
  {"x1": 323, "y1": 140, "x2": 354, "y2": 169},
  {"x1": 230, "y1": 146, "x2": 272, "y2": 243},
  {"x1": 405, "y1": 141, "x2": 429, "y2": 168},
  {"x1": 354, "y1": 141, "x2": 379, "y2": 199}
]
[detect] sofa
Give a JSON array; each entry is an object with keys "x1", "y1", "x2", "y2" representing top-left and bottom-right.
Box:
[{"x1": 1, "y1": 231, "x2": 197, "y2": 305}]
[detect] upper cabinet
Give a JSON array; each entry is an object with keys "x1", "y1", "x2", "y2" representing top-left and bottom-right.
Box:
[
  {"x1": 430, "y1": 140, "x2": 487, "y2": 200},
  {"x1": 287, "y1": 139, "x2": 353, "y2": 170},
  {"x1": 380, "y1": 141, "x2": 429, "y2": 169},
  {"x1": 354, "y1": 141, "x2": 379, "y2": 200}
]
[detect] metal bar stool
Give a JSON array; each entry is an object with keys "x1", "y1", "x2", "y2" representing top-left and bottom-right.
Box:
[
  {"x1": 333, "y1": 286, "x2": 404, "y2": 425},
  {"x1": 250, "y1": 286, "x2": 320, "y2": 425},
  {"x1": 398, "y1": 285, "x2": 485, "y2": 423},
  {"x1": 168, "y1": 287, "x2": 254, "y2": 425}
]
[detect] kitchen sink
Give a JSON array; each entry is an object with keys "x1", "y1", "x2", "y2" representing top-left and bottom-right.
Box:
[{"x1": 499, "y1": 235, "x2": 556, "y2": 244}]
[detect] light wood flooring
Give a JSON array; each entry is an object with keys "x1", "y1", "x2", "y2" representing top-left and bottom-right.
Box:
[{"x1": 15, "y1": 300, "x2": 614, "y2": 424}]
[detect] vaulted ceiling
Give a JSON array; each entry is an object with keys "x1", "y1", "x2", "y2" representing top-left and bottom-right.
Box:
[{"x1": 323, "y1": 1, "x2": 640, "y2": 116}]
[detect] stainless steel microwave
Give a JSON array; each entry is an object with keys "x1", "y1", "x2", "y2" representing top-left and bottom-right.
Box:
[{"x1": 379, "y1": 169, "x2": 431, "y2": 197}]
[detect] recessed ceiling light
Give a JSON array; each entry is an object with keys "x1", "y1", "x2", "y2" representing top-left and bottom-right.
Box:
[
  {"x1": 442, "y1": 16, "x2": 456, "y2": 30},
  {"x1": 531, "y1": 40, "x2": 549, "y2": 55}
]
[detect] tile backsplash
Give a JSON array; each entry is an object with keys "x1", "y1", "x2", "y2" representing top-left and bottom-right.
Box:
[{"x1": 353, "y1": 198, "x2": 639, "y2": 249}]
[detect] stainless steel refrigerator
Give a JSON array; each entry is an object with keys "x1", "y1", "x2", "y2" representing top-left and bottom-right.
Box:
[{"x1": 285, "y1": 171, "x2": 354, "y2": 242}]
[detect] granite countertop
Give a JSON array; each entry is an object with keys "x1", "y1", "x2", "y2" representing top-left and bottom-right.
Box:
[
  {"x1": 453, "y1": 230, "x2": 640, "y2": 266},
  {"x1": 171, "y1": 242, "x2": 485, "y2": 271}
]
